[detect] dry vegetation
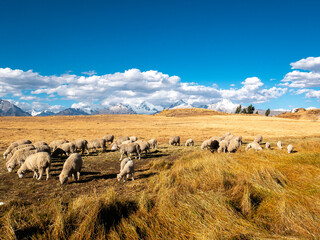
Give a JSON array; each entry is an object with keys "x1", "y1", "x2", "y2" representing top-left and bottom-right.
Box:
[
  {"x1": 277, "y1": 108, "x2": 320, "y2": 121},
  {"x1": 0, "y1": 111, "x2": 320, "y2": 239}
]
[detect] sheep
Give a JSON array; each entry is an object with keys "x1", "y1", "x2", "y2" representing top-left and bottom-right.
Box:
[
  {"x1": 117, "y1": 159, "x2": 135, "y2": 182},
  {"x1": 169, "y1": 136, "x2": 180, "y2": 146},
  {"x1": 136, "y1": 141, "x2": 150, "y2": 154},
  {"x1": 73, "y1": 139, "x2": 89, "y2": 155},
  {"x1": 221, "y1": 132, "x2": 231, "y2": 140},
  {"x1": 17, "y1": 152, "x2": 51, "y2": 180},
  {"x1": 119, "y1": 143, "x2": 141, "y2": 161},
  {"x1": 129, "y1": 136, "x2": 138, "y2": 142},
  {"x1": 59, "y1": 153, "x2": 83, "y2": 184},
  {"x1": 209, "y1": 140, "x2": 220, "y2": 153},
  {"x1": 232, "y1": 136, "x2": 242, "y2": 145},
  {"x1": 51, "y1": 148, "x2": 67, "y2": 158},
  {"x1": 6, "y1": 147, "x2": 38, "y2": 172},
  {"x1": 224, "y1": 134, "x2": 235, "y2": 142},
  {"x1": 87, "y1": 138, "x2": 107, "y2": 153},
  {"x1": 287, "y1": 144, "x2": 293, "y2": 154},
  {"x1": 227, "y1": 139, "x2": 240, "y2": 153},
  {"x1": 6, "y1": 144, "x2": 35, "y2": 160},
  {"x1": 114, "y1": 136, "x2": 130, "y2": 145},
  {"x1": 277, "y1": 141, "x2": 283, "y2": 150},
  {"x1": 147, "y1": 138, "x2": 157, "y2": 149},
  {"x1": 210, "y1": 136, "x2": 222, "y2": 143},
  {"x1": 245, "y1": 142, "x2": 262, "y2": 151},
  {"x1": 254, "y1": 135, "x2": 263, "y2": 144},
  {"x1": 265, "y1": 142, "x2": 271, "y2": 149},
  {"x1": 122, "y1": 140, "x2": 133, "y2": 145},
  {"x1": 217, "y1": 140, "x2": 228, "y2": 153},
  {"x1": 49, "y1": 139, "x2": 69, "y2": 152},
  {"x1": 59, "y1": 142, "x2": 76, "y2": 156},
  {"x1": 103, "y1": 134, "x2": 114, "y2": 144},
  {"x1": 185, "y1": 139, "x2": 194, "y2": 146},
  {"x1": 33, "y1": 142, "x2": 51, "y2": 154},
  {"x1": 3, "y1": 139, "x2": 32, "y2": 159},
  {"x1": 120, "y1": 157, "x2": 131, "y2": 171},
  {"x1": 201, "y1": 139, "x2": 213, "y2": 150},
  {"x1": 33, "y1": 141, "x2": 48, "y2": 146}
]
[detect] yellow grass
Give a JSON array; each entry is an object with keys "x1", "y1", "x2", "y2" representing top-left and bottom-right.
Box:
[{"x1": 0, "y1": 111, "x2": 320, "y2": 239}]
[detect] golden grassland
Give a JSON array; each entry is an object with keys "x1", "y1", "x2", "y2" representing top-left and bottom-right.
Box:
[{"x1": 0, "y1": 111, "x2": 320, "y2": 239}]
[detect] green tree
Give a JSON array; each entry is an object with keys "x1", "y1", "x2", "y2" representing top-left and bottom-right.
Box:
[
  {"x1": 247, "y1": 104, "x2": 255, "y2": 114},
  {"x1": 241, "y1": 108, "x2": 247, "y2": 114},
  {"x1": 255, "y1": 111, "x2": 258, "y2": 114},
  {"x1": 235, "y1": 105, "x2": 242, "y2": 114},
  {"x1": 265, "y1": 108, "x2": 271, "y2": 116}
]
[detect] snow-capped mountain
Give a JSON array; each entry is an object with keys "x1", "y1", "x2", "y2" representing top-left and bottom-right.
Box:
[
  {"x1": 0, "y1": 98, "x2": 31, "y2": 116},
  {"x1": 168, "y1": 99, "x2": 193, "y2": 109},
  {"x1": 93, "y1": 103, "x2": 136, "y2": 114},
  {"x1": 36, "y1": 110, "x2": 56, "y2": 116},
  {"x1": 206, "y1": 99, "x2": 239, "y2": 113},
  {"x1": 132, "y1": 101, "x2": 164, "y2": 114},
  {"x1": 31, "y1": 109, "x2": 41, "y2": 116},
  {"x1": 55, "y1": 108, "x2": 89, "y2": 116}
]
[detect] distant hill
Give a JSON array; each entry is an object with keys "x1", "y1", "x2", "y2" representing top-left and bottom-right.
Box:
[
  {"x1": 55, "y1": 108, "x2": 89, "y2": 116},
  {"x1": 36, "y1": 110, "x2": 56, "y2": 116},
  {"x1": 0, "y1": 98, "x2": 31, "y2": 116},
  {"x1": 277, "y1": 108, "x2": 320, "y2": 120},
  {"x1": 156, "y1": 108, "x2": 227, "y2": 117}
]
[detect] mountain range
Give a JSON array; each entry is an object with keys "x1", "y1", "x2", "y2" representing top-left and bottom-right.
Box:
[{"x1": 0, "y1": 98, "x2": 289, "y2": 117}]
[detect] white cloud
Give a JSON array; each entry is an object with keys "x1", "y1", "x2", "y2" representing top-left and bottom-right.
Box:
[
  {"x1": 291, "y1": 57, "x2": 320, "y2": 72},
  {"x1": 1, "y1": 67, "x2": 288, "y2": 111},
  {"x1": 81, "y1": 70, "x2": 97, "y2": 76}
]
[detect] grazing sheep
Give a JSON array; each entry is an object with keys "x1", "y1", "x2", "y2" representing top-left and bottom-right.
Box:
[
  {"x1": 147, "y1": 138, "x2": 157, "y2": 149},
  {"x1": 265, "y1": 142, "x2": 271, "y2": 149},
  {"x1": 73, "y1": 139, "x2": 89, "y2": 155},
  {"x1": 3, "y1": 139, "x2": 32, "y2": 159},
  {"x1": 277, "y1": 141, "x2": 283, "y2": 150},
  {"x1": 117, "y1": 160, "x2": 135, "y2": 182},
  {"x1": 87, "y1": 138, "x2": 107, "y2": 152},
  {"x1": 59, "y1": 142, "x2": 76, "y2": 156},
  {"x1": 103, "y1": 134, "x2": 114, "y2": 144},
  {"x1": 119, "y1": 143, "x2": 141, "y2": 161},
  {"x1": 49, "y1": 139, "x2": 69, "y2": 152},
  {"x1": 232, "y1": 136, "x2": 243, "y2": 145},
  {"x1": 33, "y1": 141, "x2": 48, "y2": 146},
  {"x1": 122, "y1": 140, "x2": 133, "y2": 145},
  {"x1": 245, "y1": 142, "x2": 262, "y2": 151},
  {"x1": 114, "y1": 136, "x2": 130, "y2": 145},
  {"x1": 17, "y1": 152, "x2": 51, "y2": 180},
  {"x1": 33, "y1": 143, "x2": 51, "y2": 154},
  {"x1": 217, "y1": 140, "x2": 228, "y2": 153},
  {"x1": 6, "y1": 147, "x2": 37, "y2": 172},
  {"x1": 185, "y1": 139, "x2": 194, "y2": 146},
  {"x1": 120, "y1": 157, "x2": 131, "y2": 171},
  {"x1": 51, "y1": 148, "x2": 67, "y2": 158},
  {"x1": 287, "y1": 144, "x2": 294, "y2": 154},
  {"x1": 209, "y1": 140, "x2": 220, "y2": 153},
  {"x1": 224, "y1": 134, "x2": 235, "y2": 142},
  {"x1": 254, "y1": 135, "x2": 263, "y2": 144},
  {"x1": 210, "y1": 136, "x2": 222, "y2": 143},
  {"x1": 111, "y1": 142, "x2": 120, "y2": 151},
  {"x1": 201, "y1": 139, "x2": 213, "y2": 150},
  {"x1": 221, "y1": 132, "x2": 231, "y2": 140},
  {"x1": 136, "y1": 141, "x2": 150, "y2": 154},
  {"x1": 227, "y1": 139, "x2": 240, "y2": 153},
  {"x1": 6, "y1": 144, "x2": 35, "y2": 160},
  {"x1": 169, "y1": 136, "x2": 180, "y2": 146},
  {"x1": 129, "y1": 136, "x2": 138, "y2": 142},
  {"x1": 59, "y1": 153, "x2": 83, "y2": 184}
]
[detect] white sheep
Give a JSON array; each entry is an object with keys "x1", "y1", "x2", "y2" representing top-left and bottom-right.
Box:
[
  {"x1": 120, "y1": 157, "x2": 131, "y2": 171},
  {"x1": 87, "y1": 138, "x2": 107, "y2": 153},
  {"x1": 232, "y1": 136, "x2": 242, "y2": 145},
  {"x1": 227, "y1": 139, "x2": 240, "y2": 153},
  {"x1": 103, "y1": 134, "x2": 114, "y2": 144},
  {"x1": 218, "y1": 140, "x2": 228, "y2": 153},
  {"x1": 277, "y1": 141, "x2": 282, "y2": 150},
  {"x1": 245, "y1": 142, "x2": 262, "y2": 151},
  {"x1": 3, "y1": 139, "x2": 32, "y2": 159},
  {"x1": 210, "y1": 136, "x2": 222, "y2": 143},
  {"x1": 59, "y1": 153, "x2": 83, "y2": 184},
  {"x1": 119, "y1": 143, "x2": 141, "y2": 161},
  {"x1": 221, "y1": 132, "x2": 231, "y2": 140},
  {"x1": 6, "y1": 144, "x2": 35, "y2": 161},
  {"x1": 185, "y1": 139, "x2": 194, "y2": 146},
  {"x1": 201, "y1": 139, "x2": 212, "y2": 150},
  {"x1": 265, "y1": 142, "x2": 271, "y2": 149},
  {"x1": 147, "y1": 138, "x2": 157, "y2": 149},
  {"x1": 254, "y1": 135, "x2": 263, "y2": 143},
  {"x1": 49, "y1": 139, "x2": 69, "y2": 152},
  {"x1": 117, "y1": 159, "x2": 135, "y2": 182},
  {"x1": 169, "y1": 136, "x2": 180, "y2": 146},
  {"x1": 17, "y1": 152, "x2": 51, "y2": 180},
  {"x1": 224, "y1": 134, "x2": 235, "y2": 142},
  {"x1": 136, "y1": 141, "x2": 150, "y2": 154},
  {"x1": 73, "y1": 139, "x2": 89, "y2": 155},
  {"x1": 129, "y1": 136, "x2": 138, "y2": 142},
  {"x1": 59, "y1": 142, "x2": 76, "y2": 156},
  {"x1": 6, "y1": 147, "x2": 38, "y2": 172},
  {"x1": 114, "y1": 136, "x2": 130, "y2": 145},
  {"x1": 287, "y1": 144, "x2": 294, "y2": 154}
]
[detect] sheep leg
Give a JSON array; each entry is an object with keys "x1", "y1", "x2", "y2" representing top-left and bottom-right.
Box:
[
  {"x1": 37, "y1": 168, "x2": 44, "y2": 180},
  {"x1": 123, "y1": 174, "x2": 127, "y2": 182},
  {"x1": 131, "y1": 172, "x2": 135, "y2": 181},
  {"x1": 73, "y1": 173, "x2": 77, "y2": 182},
  {"x1": 138, "y1": 152, "x2": 141, "y2": 160},
  {"x1": 86, "y1": 147, "x2": 89, "y2": 155},
  {"x1": 46, "y1": 167, "x2": 50, "y2": 181},
  {"x1": 120, "y1": 152, "x2": 124, "y2": 161},
  {"x1": 77, "y1": 171, "x2": 80, "y2": 181},
  {"x1": 33, "y1": 171, "x2": 38, "y2": 179}
]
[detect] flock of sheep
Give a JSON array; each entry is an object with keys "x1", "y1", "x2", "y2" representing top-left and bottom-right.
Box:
[{"x1": 2, "y1": 133, "x2": 294, "y2": 184}]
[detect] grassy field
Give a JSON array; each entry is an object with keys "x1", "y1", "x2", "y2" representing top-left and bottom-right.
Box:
[{"x1": 0, "y1": 112, "x2": 320, "y2": 239}]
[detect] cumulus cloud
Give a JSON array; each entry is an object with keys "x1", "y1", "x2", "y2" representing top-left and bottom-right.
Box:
[
  {"x1": 81, "y1": 70, "x2": 97, "y2": 76},
  {"x1": 1, "y1": 67, "x2": 288, "y2": 111},
  {"x1": 281, "y1": 57, "x2": 320, "y2": 88}
]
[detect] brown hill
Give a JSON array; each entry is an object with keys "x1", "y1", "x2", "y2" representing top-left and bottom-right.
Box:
[
  {"x1": 277, "y1": 108, "x2": 320, "y2": 120},
  {"x1": 156, "y1": 108, "x2": 227, "y2": 117}
]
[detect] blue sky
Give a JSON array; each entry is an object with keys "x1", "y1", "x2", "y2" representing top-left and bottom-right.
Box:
[{"x1": 0, "y1": 0, "x2": 320, "y2": 113}]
